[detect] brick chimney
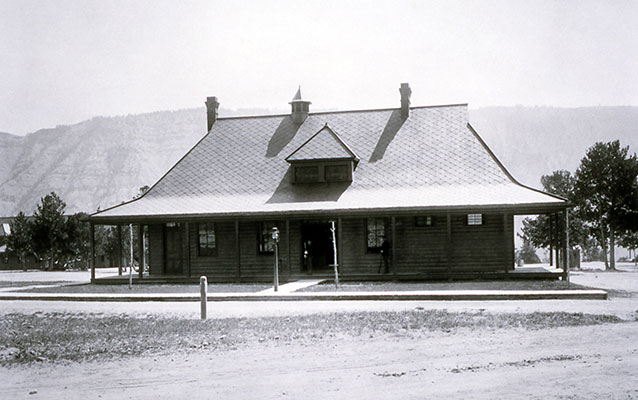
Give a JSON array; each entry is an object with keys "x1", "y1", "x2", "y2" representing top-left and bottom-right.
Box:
[
  {"x1": 289, "y1": 86, "x2": 311, "y2": 124},
  {"x1": 205, "y1": 96, "x2": 219, "y2": 131},
  {"x1": 399, "y1": 83, "x2": 411, "y2": 118}
]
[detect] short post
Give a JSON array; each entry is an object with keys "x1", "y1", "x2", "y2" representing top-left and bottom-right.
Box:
[
  {"x1": 200, "y1": 276, "x2": 208, "y2": 320},
  {"x1": 271, "y1": 227, "x2": 280, "y2": 292}
]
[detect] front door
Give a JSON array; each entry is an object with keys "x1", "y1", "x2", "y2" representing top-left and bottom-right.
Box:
[
  {"x1": 301, "y1": 222, "x2": 335, "y2": 273},
  {"x1": 164, "y1": 223, "x2": 183, "y2": 275}
]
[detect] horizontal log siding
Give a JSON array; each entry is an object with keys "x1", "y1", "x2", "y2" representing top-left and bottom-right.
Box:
[
  {"x1": 340, "y1": 218, "x2": 387, "y2": 275},
  {"x1": 146, "y1": 213, "x2": 514, "y2": 280},
  {"x1": 148, "y1": 224, "x2": 164, "y2": 275},
  {"x1": 237, "y1": 220, "x2": 292, "y2": 280},
  {"x1": 189, "y1": 221, "x2": 237, "y2": 280},
  {"x1": 394, "y1": 216, "x2": 448, "y2": 274},
  {"x1": 450, "y1": 213, "x2": 510, "y2": 272}
]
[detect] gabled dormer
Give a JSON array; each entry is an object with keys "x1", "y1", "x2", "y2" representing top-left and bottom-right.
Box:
[{"x1": 286, "y1": 124, "x2": 359, "y2": 184}]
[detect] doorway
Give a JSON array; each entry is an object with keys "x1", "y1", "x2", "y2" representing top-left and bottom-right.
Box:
[
  {"x1": 301, "y1": 221, "x2": 335, "y2": 273},
  {"x1": 164, "y1": 223, "x2": 183, "y2": 275}
]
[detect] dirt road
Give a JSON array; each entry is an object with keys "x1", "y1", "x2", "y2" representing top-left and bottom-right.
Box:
[{"x1": 2, "y1": 321, "x2": 637, "y2": 399}]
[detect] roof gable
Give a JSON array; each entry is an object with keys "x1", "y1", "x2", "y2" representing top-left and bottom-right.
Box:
[{"x1": 285, "y1": 124, "x2": 359, "y2": 162}]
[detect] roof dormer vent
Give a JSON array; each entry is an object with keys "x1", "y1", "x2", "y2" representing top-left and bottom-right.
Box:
[{"x1": 289, "y1": 86, "x2": 311, "y2": 124}]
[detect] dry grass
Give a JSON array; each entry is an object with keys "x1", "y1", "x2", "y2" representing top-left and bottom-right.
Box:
[
  {"x1": 299, "y1": 280, "x2": 593, "y2": 292},
  {"x1": 0, "y1": 310, "x2": 623, "y2": 366},
  {"x1": 0, "y1": 281, "x2": 72, "y2": 289},
  {"x1": 16, "y1": 283, "x2": 271, "y2": 294}
]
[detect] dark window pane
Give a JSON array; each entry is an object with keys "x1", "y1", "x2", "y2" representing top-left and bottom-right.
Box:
[
  {"x1": 198, "y1": 223, "x2": 216, "y2": 256},
  {"x1": 325, "y1": 164, "x2": 349, "y2": 182},
  {"x1": 259, "y1": 222, "x2": 277, "y2": 253},
  {"x1": 295, "y1": 166, "x2": 319, "y2": 183},
  {"x1": 366, "y1": 217, "x2": 385, "y2": 251}
]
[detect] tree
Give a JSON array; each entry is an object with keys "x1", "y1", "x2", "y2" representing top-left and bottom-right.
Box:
[
  {"x1": 516, "y1": 238, "x2": 541, "y2": 264},
  {"x1": 30, "y1": 192, "x2": 69, "y2": 270},
  {"x1": 574, "y1": 141, "x2": 638, "y2": 270},
  {"x1": 520, "y1": 170, "x2": 589, "y2": 253},
  {"x1": 6, "y1": 212, "x2": 33, "y2": 270},
  {"x1": 64, "y1": 212, "x2": 91, "y2": 269}
]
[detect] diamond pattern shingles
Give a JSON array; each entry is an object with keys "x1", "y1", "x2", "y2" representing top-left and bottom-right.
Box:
[
  {"x1": 93, "y1": 105, "x2": 564, "y2": 219},
  {"x1": 286, "y1": 125, "x2": 357, "y2": 161}
]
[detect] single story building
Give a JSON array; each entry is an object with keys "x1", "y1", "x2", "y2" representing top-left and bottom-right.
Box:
[{"x1": 88, "y1": 84, "x2": 569, "y2": 282}]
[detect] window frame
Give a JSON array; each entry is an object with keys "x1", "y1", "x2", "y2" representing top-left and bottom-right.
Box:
[
  {"x1": 414, "y1": 215, "x2": 434, "y2": 227},
  {"x1": 197, "y1": 222, "x2": 217, "y2": 257},
  {"x1": 365, "y1": 217, "x2": 386, "y2": 253},
  {"x1": 258, "y1": 221, "x2": 278, "y2": 255},
  {"x1": 466, "y1": 213, "x2": 484, "y2": 226}
]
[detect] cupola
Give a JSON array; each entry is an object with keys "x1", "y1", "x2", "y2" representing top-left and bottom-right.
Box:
[{"x1": 289, "y1": 86, "x2": 311, "y2": 124}]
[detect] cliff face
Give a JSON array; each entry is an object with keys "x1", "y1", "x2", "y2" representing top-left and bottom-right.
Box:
[
  {"x1": 0, "y1": 109, "x2": 206, "y2": 216},
  {"x1": 1, "y1": 106, "x2": 637, "y2": 216}
]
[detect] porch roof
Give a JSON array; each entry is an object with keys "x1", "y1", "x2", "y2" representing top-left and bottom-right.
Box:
[{"x1": 90, "y1": 104, "x2": 565, "y2": 223}]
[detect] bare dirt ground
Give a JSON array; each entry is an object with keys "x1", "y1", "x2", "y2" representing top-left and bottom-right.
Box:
[
  {"x1": 2, "y1": 322, "x2": 637, "y2": 399},
  {"x1": 1, "y1": 265, "x2": 638, "y2": 399}
]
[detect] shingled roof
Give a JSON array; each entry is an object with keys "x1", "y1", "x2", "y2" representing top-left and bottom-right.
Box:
[
  {"x1": 286, "y1": 124, "x2": 359, "y2": 162},
  {"x1": 91, "y1": 103, "x2": 565, "y2": 221}
]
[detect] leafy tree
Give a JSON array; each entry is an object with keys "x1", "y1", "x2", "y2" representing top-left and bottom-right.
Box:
[
  {"x1": 574, "y1": 141, "x2": 638, "y2": 270},
  {"x1": 520, "y1": 170, "x2": 589, "y2": 253},
  {"x1": 618, "y1": 232, "x2": 638, "y2": 262},
  {"x1": 64, "y1": 212, "x2": 91, "y2": 269},
  {"x1": 30, "y1": 192, "x2": 69, "y2": 270},
  {"x1": 516, "y1": 238, "x2": 540, "y2": 264},
  {"x1": 6, "y1": 212, "x2": 33, "y2": 270}
]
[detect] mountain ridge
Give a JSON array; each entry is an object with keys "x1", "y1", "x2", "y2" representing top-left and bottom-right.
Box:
[{"x1": 1, "y1": 105, "x2": 636, "y2": 217}]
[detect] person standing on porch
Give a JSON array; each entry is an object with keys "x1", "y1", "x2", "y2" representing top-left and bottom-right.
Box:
[{"x1": 379, "y1": 236, "x2": 390, "y2": 274}]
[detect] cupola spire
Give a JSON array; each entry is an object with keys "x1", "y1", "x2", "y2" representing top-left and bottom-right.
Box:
[{"x1": 289, "y1": 86, "x2": 311, "y2": 124}]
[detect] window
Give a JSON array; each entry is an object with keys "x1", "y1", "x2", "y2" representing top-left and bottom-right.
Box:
[
  {"x1": 198, "y1": 223, "x2": 216, "y2": 256},
  {"x1": 467, "y1": 214, "x2": 483, "y2": 226},
  {"x1": 415, "y1": 216, "x2": 434, "y2": 227},
  {"x1": 294, "y1": 166, "x2": 320, "y2": 183},
  {"x1": 259, "y1": 222, "x2": 277, "y2": 254},
  {"x1": 325, "y1": 164, "x2": 349, "y2": 182},
  {"x1": 366, "y1": 217, "x2": 386, "y2": 252}
]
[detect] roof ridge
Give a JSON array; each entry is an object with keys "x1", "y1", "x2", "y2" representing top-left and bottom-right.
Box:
[{"x1": 216, "y1": 103, "x2": 469, "y2": 121}]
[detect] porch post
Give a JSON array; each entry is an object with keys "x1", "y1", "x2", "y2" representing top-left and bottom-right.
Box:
[
  {"x1": 117, "y1": 225, "x2": 123, "y2": 276},
  {"x1": 391, "y1": 216, "x2": 397, "y2": 279},
  {"x1": 549, "y1": 214, "x2": 553, "y2": 266},
  {"x1": 503, "y1": 213, "x2": 510, "y2": 272},
  {"x1": 286, "y1": 219, "x2": 291, "y2": 277},
  {"x1": 235, "y1": 220, "x2": 241, "y2": 282},
  {"x1": 563, "y1": 210, "x2": 569, "y2": 281},
  {"x1": 90, "y1": 222, "x2": 95, "y2": 282},
  {"x1": 446, "y1": 212, "x2": 452, "y2": 280},
  {"x1": 185, "y1": 222, "x2": 191, "y2": 278},
  {"x1": 138, "y1": 224, "x2": 144, "y2": 280},
  {"x1": 337, "y1": 218, "x2": 343, "y2": 276}
]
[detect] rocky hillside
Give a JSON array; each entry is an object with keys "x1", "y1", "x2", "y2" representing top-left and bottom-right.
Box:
[
  {"x1": 1, "y1": 106, "x2": 636, "y2": 216},
  {"x1": 470, "y1": 106, "x2": 638, "y2": 188},
  {"x1": 0, "y1": 110, "x2": 206, "y2": 216}
]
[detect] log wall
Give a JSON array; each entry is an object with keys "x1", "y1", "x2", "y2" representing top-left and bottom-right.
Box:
[{"x1": 145, "y1": 212, "x2": 515, "y2": 281}]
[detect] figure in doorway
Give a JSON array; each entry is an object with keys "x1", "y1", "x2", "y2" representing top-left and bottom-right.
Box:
[
  {"x1": 304, "y1": 240, "x2": 313, "y2": 273},
  {"x1": 378, "y1": 236, "x2": 390, "y2": 274}
]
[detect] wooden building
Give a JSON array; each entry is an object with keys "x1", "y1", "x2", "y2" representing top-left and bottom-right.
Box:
[{"x1": 89, "y1": 84, "x2": 569, "y2": 282}]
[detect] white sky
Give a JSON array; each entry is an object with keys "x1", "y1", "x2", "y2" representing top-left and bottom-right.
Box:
[{"x1": 1, "y1": 0, "x2": 637, "y2": 135}]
